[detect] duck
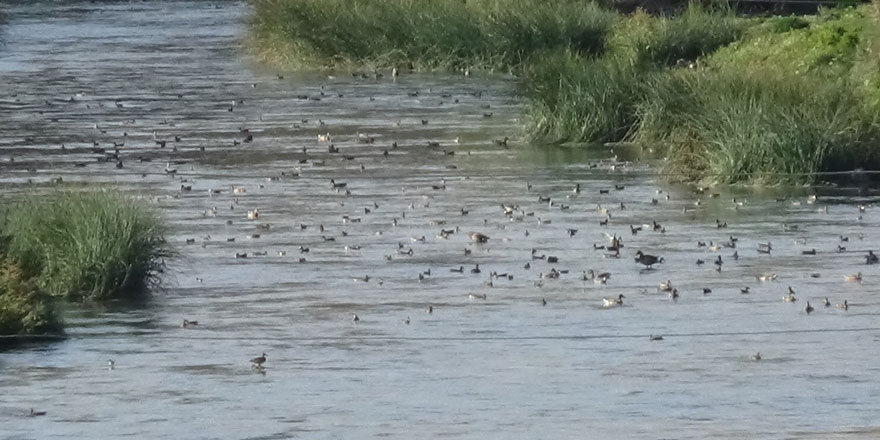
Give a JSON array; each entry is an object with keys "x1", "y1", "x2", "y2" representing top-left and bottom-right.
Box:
[
  {"x1": 750, "y1": 352, "x2": 762, "y2": 361},
  {"x1": 634, "y1": 251, "x2": 663, "y2": 269},
  {"x1": 823, "y1": 297, "x2": 831, "y2": 307},
  {"x1": 756, "y1": 273, "x2": 777, "y2": 282},
  {"x1": 246, "y1": 209, "x2": 260, "y2": 220},
  {"x1": 602, "y1": 294, "x2": 624, "y2": 308},
  {"x1": 469, "y1": 232, "x2": 490, "y2": 243},
  {"x1": 782, "y1": 287, "x2": 796, "y2": 302},
  {"x1": 805, "y1": 302, "x2": 815, "y2": 314},
  {"x1": 669, "y1": 289, "x2": 679, "y2": 301},
  {"x1": 649, "y1": 335, "x2": 664, "y2": 341},
  {"x1": 468, "y1": 293, "x2": 487, "y2": 300},
  {"x1": 250, "y1": 353, "x2": 267, "y2": 368},
  {"x1": 181, "y1": 319, "x2": 199, "y2": 328},
  {"x1": 450, "y1": 266, "x2": 464, "y2": 273},
  {"x1": 836, "y1": 300, "x2": 849, "y2": 310},
  {"x1": 844, "y1": 272, "x2": 863, "y2": 282},
  {"x1": 866, "y1": 250, "x2": 878, "y2": 265},
  {"x1": 471, "y1": 264, "x2": 481, "y2": 274},
  {"x1": 352, "y1": 314, "x2": 360, "y2": 322},
  {"x1": 587, "y1": 269, "x2": 611, "y2": 284},
  {"x1": 658, "y1": 280, "x2": 673, "y2": 292},
  {"x1": 29, "y1": 409, "x2": 47, "y2": 417}
]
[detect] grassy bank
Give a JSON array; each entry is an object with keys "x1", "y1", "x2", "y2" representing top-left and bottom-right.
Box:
[
  {"x1": 527, "y1": 5, "x2": 880, "y2": 184},
  {"x1": 2, "y1": 190, "x2": 169, "y2": 303},
  {"x1": 250, "y1": 1, "x2": 880, "y2": 184},
  {"x1": 250, "y1": 0, "x2": 617, "y2": 70}
]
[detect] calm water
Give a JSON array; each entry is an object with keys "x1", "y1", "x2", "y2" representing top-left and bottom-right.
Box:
[{"x1": 2, "y1": 2, "x2": 880, "y2": 439}]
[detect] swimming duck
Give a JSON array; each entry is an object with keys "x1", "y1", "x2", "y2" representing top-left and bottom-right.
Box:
[
  {"x1": 471, "y1": 264, "x2": 481, "y2": 274},
  {"x1": 450, "y1": 266, "x2": 464, "y2": 273},
  {"x1": 469, "y1": 232, "x2": 490, "y2": 243},
  {"x1": 352, "y1": 314, "x2": 360, "y2": 322},
  {"x1": 836, "y1": 300, "x2": 849, "y2": 310},
  {"x1": 756, "y1": 274, "x2": 777, "y2": 282},
  {"x1": 805, "y1": 302, "x2": 815, "y2": 314},
  {"x1": 181, "y1": 319, "x2": 199, "y2": 328},
  {"x1": 587, "y1": 269, "x2": 611, "y2": 284},
  {"x1": 658, "y1": 280, "x2": 673, "y2": 292},
  {"x1": 469, "y1": 293, "x2": 487, "y2": 300},
  {"x1": 29, "y1": 409, "x2": 47, "y2": 417},
  {"x1": 782, "y1": 288, "x2": 796, "y2": 302},
  {"x1": 823, "y1": 297, "x2": 831, "y2": 307},
  {"x1": 649, "y1": 335, "x2": 664, "y2": 341},
  {"x1": 865, "y1": 251, "x2": 877, "y2": 264},
  {"x1": 844, "y1": 272, "x2": 862, "y2": 282},
  {"x1": 250, "y1": 353, "x2": 267, "y2": 368},
  {"x1": 634, "y1": 251, "x2": 663, "y2": 269},
  {"x1": 750, "y1": 352, "x2": 762, "y2": 361},
  {"x1": 669, "y1": 289, "x2": 679, "y2": 301},
  {"x1": 602, "y1": 294, "x2": 624, "y2": 308}
]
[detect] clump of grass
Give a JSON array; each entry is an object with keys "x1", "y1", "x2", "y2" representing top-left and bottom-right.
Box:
[
  {"x1": 0, "y1": 255, "x2": 61, "y2": 336},
  {"x1": 2, "y1": 190, "x2": 170, "y2": 301},
  {"x1": 609, "y1": 3, "x2": 746, "y2": 67},
  {"x1": 638, "y1": 70, "x2": 880, "y2": 184},
  {"x1": 524, "y1": 51, "x2": 646, "y2": 144},
  {"x1": 250, "y1": 0, "x2": 618, "y2": 70}
]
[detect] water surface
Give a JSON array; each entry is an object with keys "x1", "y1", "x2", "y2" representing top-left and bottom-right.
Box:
[{"x1": 2, "y1": 2, "x2": 880, "y2": 439}]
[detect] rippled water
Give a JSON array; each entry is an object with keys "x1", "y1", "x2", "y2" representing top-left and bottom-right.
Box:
[{"x1": 2, "y1": 2, "x2": 880, "y2": 439}]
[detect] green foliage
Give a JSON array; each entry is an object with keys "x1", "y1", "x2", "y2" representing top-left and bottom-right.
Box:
[
  {"x1": 250, "y1": 0, "x2": 618, "y2": 70},
  {"x1": 0, "y1": 256, "x2": 61, "y2": 336},
  {"x1": 525, "y1": 52, "x2": 646, "y2": 144},
  {"x1": 609, "y1": 3, "x2": 745, "y2": 67},
  {"x1": 709, "y1": 7, "x2": 866, "y2": 76},
  {"x1": 640, "y1": 71, "x2": 880, "y2": 184},
  {"x1": 2, "y1": 190, "x2": 170, "y2": 301}
]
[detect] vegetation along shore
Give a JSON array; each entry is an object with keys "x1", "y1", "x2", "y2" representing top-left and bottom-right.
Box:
[
  {"x1": 0, "y1": 190, "x2": 170, "y2": 338},
  {"x1": 250, "y1": 0, "x2": 880, "y2": 185}
]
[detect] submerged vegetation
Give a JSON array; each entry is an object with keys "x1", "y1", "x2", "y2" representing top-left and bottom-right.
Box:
[
  {"x1": 250, "y1": 0, "x2": 880, "y2": 184},
  {"x1": 0, "y1": 190, "x2": 169, "y2": 336}
]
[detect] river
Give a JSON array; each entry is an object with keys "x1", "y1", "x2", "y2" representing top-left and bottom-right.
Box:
[{"x1": 1, "y1": 1, "x2": 880, "y2": 439}]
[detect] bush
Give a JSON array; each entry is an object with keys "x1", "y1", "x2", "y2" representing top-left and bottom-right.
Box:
[{"x1": 3, "y1": 190, "x2": 170, "y2": 301}]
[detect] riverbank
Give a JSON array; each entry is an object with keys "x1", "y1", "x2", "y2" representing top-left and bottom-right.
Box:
[
  {"x1": 0, "y1": 190, "x2": 170, "y2": 336},
  {"x1": 250, "y1": 1, "x2": 880, "y2": 184}
]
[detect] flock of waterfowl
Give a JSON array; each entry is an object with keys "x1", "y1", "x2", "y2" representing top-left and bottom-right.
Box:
[{"x1": 4, "y1": 65, "x2": 877, "y2": 375}]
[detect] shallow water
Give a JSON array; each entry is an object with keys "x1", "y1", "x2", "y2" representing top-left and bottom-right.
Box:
[{"x1": 2, "y1": 2, "x2": 880, "y2": 439}]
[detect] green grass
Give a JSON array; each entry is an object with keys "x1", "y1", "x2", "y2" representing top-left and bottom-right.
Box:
[
  {"x1": 2, "y1": 190, "x2": 170, "y2": 301},
  {"x1": 638, "y1": 70, "x2": 880, "y2": 184},
  {"x1": 0, "y1": 255, "x2": 61, "y2": 336},
  {"x1": 524, "y1": 51, "x2": 646, "y2": 144},
  {"x1": 526, "y1": 5, "x2": 880, "y2": 184},
  {"x1": 250, "y1": 0, "x2": 618, "y2": 70},
  {"x1": 250, "y1": 1, "x2": 880, "y2": 184},
  {"x1": 609, "y1": 4, "x2": 746, "y2": 67}
]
